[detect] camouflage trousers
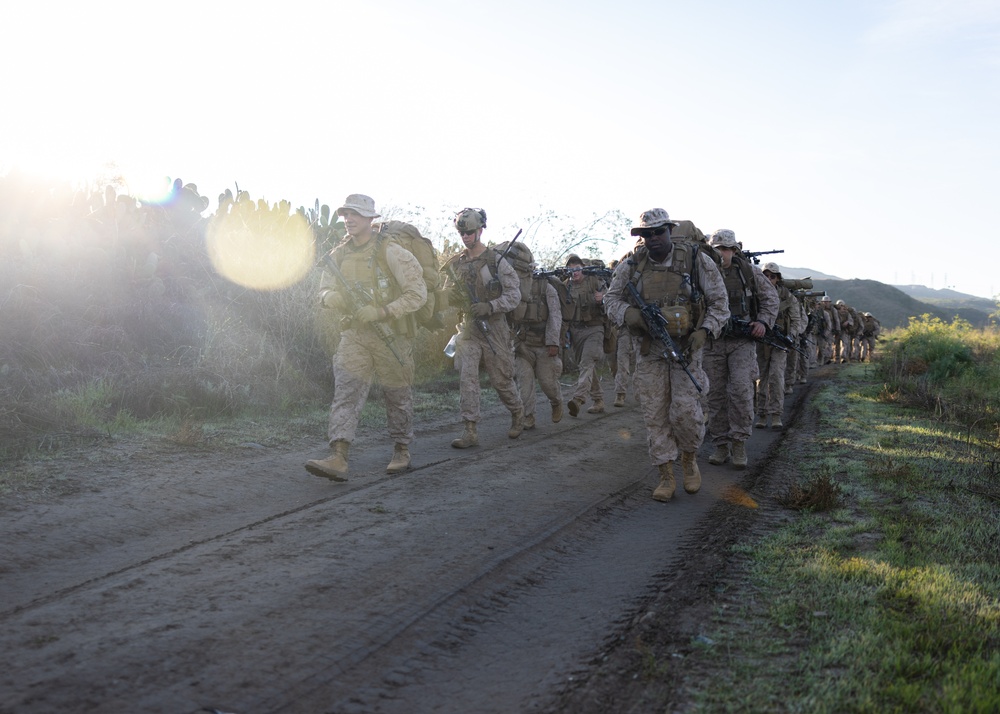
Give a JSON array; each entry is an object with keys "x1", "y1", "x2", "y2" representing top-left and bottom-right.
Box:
[
  {"x1": 836, "y1": 333, "x2": 855, "y2": 362},
  {"x1": 633, "y1": 348, "x2": 708, "y2": 466},
  {"x1": 788, "y1": 341, "x2": 809, "y2": 383},
  {"x1": 704, "y1": 337, "x2": 758, "y2": 445},
  {"x1": 514, "y1": 341, "x2": 563, "y2": 420},
  {"x1": 851, "y1": 334, "x2": 863, "y2": 361},
  {"x1": 328, "y1": 327, "x2": 415, "y2": 445},
  {"x1": 756, "y1": 344, "x2": 788, "y2": 416},
  {"x1": 818, "y1": 333, "x2": 836, "y2": 365},
  {"x1": 456, "y1": 318, "x2": 523, "y2": 422},
  {"x1": 614, "y1": 331, "x2": 638, "y2": 395},
  {"x1": 859, "y1": 335, "x2": 876, "y2": 362},
  {"x1": 569, "y1": 324, "x2": 605, "y2": 404}
]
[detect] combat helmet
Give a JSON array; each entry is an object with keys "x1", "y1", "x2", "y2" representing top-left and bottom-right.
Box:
[{"x1": 455, "y1": 207, "x2": 487, "y2": 233}]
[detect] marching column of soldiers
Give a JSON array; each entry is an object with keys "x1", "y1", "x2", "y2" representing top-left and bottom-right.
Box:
[{"x1": 305, "y1": 195, "x2": 883, "y2": 502}]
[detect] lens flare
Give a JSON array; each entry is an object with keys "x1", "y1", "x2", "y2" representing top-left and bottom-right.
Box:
[{"x1": 206, "y1": 206, "x2": 315, "y2": 290}]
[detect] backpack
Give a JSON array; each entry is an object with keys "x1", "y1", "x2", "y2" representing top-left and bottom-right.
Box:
[{"x1": 376, "y1": 220, "x2": 444, "y2": 330}]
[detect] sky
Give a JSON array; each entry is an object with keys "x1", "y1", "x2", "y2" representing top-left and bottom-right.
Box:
[{"x1": 2, "y1": 0, "x2": 999, "y2": 299}]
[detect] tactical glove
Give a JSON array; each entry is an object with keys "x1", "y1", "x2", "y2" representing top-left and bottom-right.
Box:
[
  {"x1": 624, "y1": 307, "x2": 645, "y2": 330},
  {"x1": 320, "y1": 290, "x2": 344, "y2": 310},
  {"x1": 470, "y1": 302, "x2": 492, "y2": 318},
  {"x1": 355, "y1": 305, "x2": 381, "y2": 324},
  {"x1": 687, "y1": 327, "x2": 708, "y2": 353}
]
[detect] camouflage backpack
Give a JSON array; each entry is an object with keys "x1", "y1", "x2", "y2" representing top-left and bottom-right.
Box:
[{"x1": 375, "y1": 220, "x2": 444, "y2": 330}]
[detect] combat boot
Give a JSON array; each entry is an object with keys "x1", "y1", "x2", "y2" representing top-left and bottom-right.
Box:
[
  {"x1": 731, "y1": 440, "x2": 748, "y2": 469},
  {"x1": 652, "y1": 462, "x2": 676, "y2": 502},
  {"x1": 587, "y1": 398, "x2": 605, "y2": 414},
  {"x1": 451, "y1": 420, "x2": 478, "y2": 449},
  {"x1": 386, "y1": 443, "x2": 411, "y2": 474},
  {"x1": 613, "y1": 392, "x2": 626, "y2": 408},
  {"x1": 551, "y1": 401, "x2": 563, "y2": 423},
  {"x1": 681, "y1": 451, "x2": 701, "y2": 494},
  {"x1": 508, "y1": 409, "x2": 524, "y2": 439},
  {"x1": 305, "y1": 440, "x2": 350, "y2": 482},
  {"x1": 567, "y1": 397, "x2": 582, "y2": 417},
  {"x1": 708, "y1": 443, "x2": 730, "y2": 465},
  {"x1": 523, "y1": 413, "x2": 536, "y2": 430},
  {"x1": 755, "y1": 414, "x2": 768, "y2": 428},
  {"x1": 772, "y1": 416, "x2": 783, "y2": 429}
]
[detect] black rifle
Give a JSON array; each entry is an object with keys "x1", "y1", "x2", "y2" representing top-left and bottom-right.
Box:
[
  {"x1": 742, "y1": 249, "x2": 784, "y2": 265},
  {"x1": 319, "y1": 253, "x2": 405, "y2": 367},
  {"x1": 624, "y1": 281, "x2": 703, "y2": 392},
  {"x1": 726, "y1": 318, "x2": 804, "y2": 356}
]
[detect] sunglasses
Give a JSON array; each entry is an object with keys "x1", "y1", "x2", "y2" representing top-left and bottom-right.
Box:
[
  {"x1": 639, "y1": 227, "x2": 669, "y2": 239},
  {"x1": 460, "y1": 229, "x2": 479, "y2": 237}
]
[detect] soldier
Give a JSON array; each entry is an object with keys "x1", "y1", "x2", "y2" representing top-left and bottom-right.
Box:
[
  {"x1": 817, "y1": 295, "x2": 841, "y2": 365},
  {"x1": 603, "y1": 208, "x2": 729, "y2": 502},
  {"x1": 305, "y1": 194, "x2": 427, "y2": 481},
  {"x1": 834, "y1": 299, "x2": 858, "y2": 363},
  {"x1": 563, "y1": 254, "x2": 609, "y2": 416},
  {"x1": 502, "y1": 240, "x2": 566, "y2": 428},
  {"x1": 788, "y1": 290, "x2": 813, "y2": 386},
  {"x1": 859, "y1": 311, "x2": 882, "y2": 361},
  {"x1": 755, "y1": 263, "x2": 804, "y2": 429},
  {"x1": 440, "y1": 208, "x2": 524, "y2": 448},
  {"x1": 704, "y1": 230, "x2": 779, "y2": 469}
]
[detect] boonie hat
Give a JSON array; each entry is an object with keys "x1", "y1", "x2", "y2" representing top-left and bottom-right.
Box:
[
  {"x1": 336, "y1": 194, "x2": 380, "y2": 218},
  {"x1": 763, "y1": 261, "x2": 781, "y2": 275},
  {"x1": 630, "y1": 208, "x2": 679, "y2": 236},
  {"x1": 709, "y1": 229, "x2": 739, "y2": 249},
  {"x1": 821, "y1": 295, "x2": 832, "y2": 302}
]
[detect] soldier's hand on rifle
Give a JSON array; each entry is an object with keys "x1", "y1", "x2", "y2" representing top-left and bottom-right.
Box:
[
  {"x1": 750, "y1": 320, "x2": 767, "y2": 338},
  {"x1": 319, "y1": 289, "x2": 345, "y2": 310},
  {"x1": 355, "y1": 305, "x2": 381, "y2": 324},
  {"x1": 687, "y1": 327, "x2": 708, "y2": 354},
  {"x1": 470, "y1": 302, "x2": 492, "y2": 318},
  {"x1": 547, "y1": 345, "x2": 559, "y2": 358},
  {"x1": 624, "y1": 307, "x2": 645, "y2": 331}
]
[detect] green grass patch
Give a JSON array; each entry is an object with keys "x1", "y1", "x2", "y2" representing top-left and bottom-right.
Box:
[{"x1": 686, "y1": 358, "x2": 1000, "y2": 712}]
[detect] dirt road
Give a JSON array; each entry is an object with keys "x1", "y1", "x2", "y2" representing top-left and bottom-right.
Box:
[{"x1": 0, "y1": 378, "x2": 811, "y2": 714}]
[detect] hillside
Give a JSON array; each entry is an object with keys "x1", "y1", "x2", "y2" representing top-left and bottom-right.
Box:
[
  {"x1": 809, "y1": 279, "x2": 992, "y2": 329},
  {"x1": 893, "y1": 284, "x2": 997, "y2": 316}
]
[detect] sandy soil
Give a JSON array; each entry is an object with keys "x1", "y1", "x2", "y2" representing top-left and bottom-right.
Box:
[{"x1": 0, "y1": 370, "x2": 821, "y2": 714}]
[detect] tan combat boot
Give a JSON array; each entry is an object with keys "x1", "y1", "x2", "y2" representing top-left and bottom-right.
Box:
[
  {"x1": 708, "y1": 443, "x2": 730, "y2": 465},
  {"x1": 451, "y1": 420, "x2": 478, "y2": 449},
  {"x1": 732, "y1": 440, "x2": 748, "y2": 469},
  {"x1": 508, "y1": 409, "x2": 524, "y2": 439},
  {"x1": 681, "y1": 452, "x2": 701, "y2": 494},
  {"x1": 551, "y1": 402, "x2": 563, "y2": 423},
  {"x1": 755, "y1": 414, "x2": 768, "y2": 428},
  {"x1": 305, "y1": 440, "x2": 350, "y2": 482},
  {"x1": 652, "y1": 462, "x2": 676, "y2": 502},
  {"x1": 386, "y1": 443, "x2": 411, "y2": 474},
  {"x1": 567, "y1": 397, "x2": 582, "y2": 417},
  {"x1": 524, "y1": 413, "x2": 536, "y2": 430},
  {"x1": 613, "y1": 393, "x2": 626, "y2": 408},
  {"x1": 772, "y1": 415, "x2": 783, "y2": 429},
  {"x1": 587, "y1": 398, "x2": 605, "y2": 414}
]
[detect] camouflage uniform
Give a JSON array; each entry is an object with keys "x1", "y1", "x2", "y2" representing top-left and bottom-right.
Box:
[
  {"x1": 613, "y1": 323, "x2": 638, "y2": 404},
  {"x1": 603, "y1": 216, "x2": 729, "y2": 474},
  {"x1": 788, "y1": 293, "x2": 811, "y2": 385},
  {"x1": 817, "y1": 297, "x2": 840, "y2": 364},
  {"x1": 509, "y1": 257, "x2": 565, "y2": 427},
  {"x1": 441, "y1": 210, "x2": 523, "y2": 446},
  {"x1": 859, "y1": 312, "x2": 881, "y2": 361},
  {"x1": 756, "y1": 266, "x2": 805, "y2": 425},
  {"x1": 703, "y1": 231, "x2": 779, "y2": 465},
  {"x1": 835, "y1": 301, "x2": 857, "y2": 363},
  {"x1": 563, "y1": 268, "x2": 608, "y2": 414},
  {"x1": 306, "y1": 194, "x2": 427, "y2": 481}
]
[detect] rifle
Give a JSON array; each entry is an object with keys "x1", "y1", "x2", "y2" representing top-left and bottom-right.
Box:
[
  {"x1": 319, "y1": 253, "x2": 405, "y2": 367},
  {"x1": 533, "y1": 265, "x2": 613, "y2": 281},
  {"x1": 742, "y1": 249, "x2": 784, "y2": 265},
  {"x1": 624, "y1": 281, "x2": 703, "y2": 392},
  {"x1": 725, "y1": 318, "x2": 804, "y2": 356}
]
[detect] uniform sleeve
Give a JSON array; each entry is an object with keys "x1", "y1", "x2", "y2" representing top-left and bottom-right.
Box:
[
  {"x1": 384, "y1": 242, "x2": 428, "y2": 319},
  {"x1": 790, "y1": 297, "x2": 806, "y2": 336},
  {"x1": 490, "y1": 257, "x2": 521, "y2": 314},
  {"x1": 544, "y1": 282, "x2": 563, "y2": 346},
  {"x1": 753, "y1": 266, "x2": 779, "y2": 328},
  {"x1": 602, "y1": 261, "x2": 631, "y2": 327},
  {"x1": 696, "y1": 252, "x2": 730, "y2": 338}
]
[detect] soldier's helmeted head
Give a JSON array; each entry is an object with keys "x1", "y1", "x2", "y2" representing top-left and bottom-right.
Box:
[
  {"x1": 455, "y1": 207, "x2": 486, "y2": 234},
  {"x1": 762, "y1": 261, "x2": 781, "y2": 280},
  {"x1": 821, "y1": 295, "x2": 832, "y2": 303},
  {"x1": 835, "y1": 299, "x2": 845, "y2": 306}
]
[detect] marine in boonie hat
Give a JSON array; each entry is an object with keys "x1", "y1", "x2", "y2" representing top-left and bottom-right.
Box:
[
  {"x1": 709, "y1": 229, "x2": 739, "y2": 249},
  {"x1": 336, "y1": 194, "x2": 380, "y2": 218},
  {"x1": 762, "y1": 261, "x2": 781, "y2": 276},
  {"x1": 630, "y1": 208, "x2": 679, "y2": 236}
]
